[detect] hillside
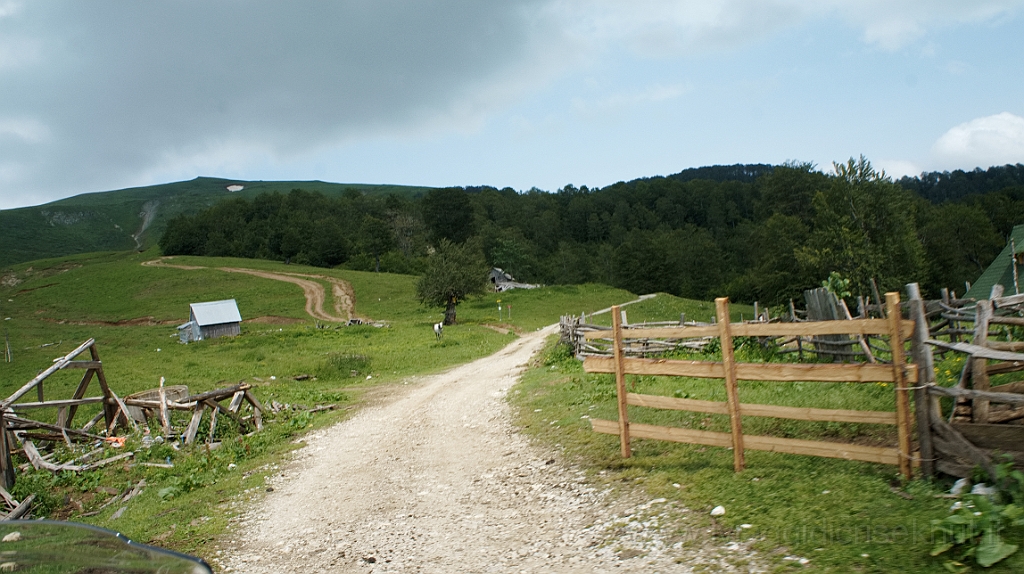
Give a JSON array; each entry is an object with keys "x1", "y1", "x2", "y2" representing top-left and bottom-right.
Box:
[{"x1": 0, "y1": 177, "x2": 433, "y2": 268}]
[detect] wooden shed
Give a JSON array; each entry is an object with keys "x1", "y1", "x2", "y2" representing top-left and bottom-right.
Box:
[{"x1": 179, "y1": 299, "x2": 242, "y2": 342}]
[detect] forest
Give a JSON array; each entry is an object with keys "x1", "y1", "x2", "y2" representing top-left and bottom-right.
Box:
[{"x1": 158, "y1": 158, "x2": 1024, "y2": 307}]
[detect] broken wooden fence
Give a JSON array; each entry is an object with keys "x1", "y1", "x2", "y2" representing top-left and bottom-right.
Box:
[
  {"x1": 583, "y1": 294, "x2": 917, "y2": 479},
  {"x1": 0, "y1": 339, "x2": 128, "y2": 488}
]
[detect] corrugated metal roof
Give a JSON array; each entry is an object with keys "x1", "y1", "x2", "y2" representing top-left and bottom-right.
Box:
[
  {"x1": 189, "y1": 299, "x2": 242, "y2": 326},
  {"x1": 966, "y1": 224, "x2": 1024, "y2": 299}
]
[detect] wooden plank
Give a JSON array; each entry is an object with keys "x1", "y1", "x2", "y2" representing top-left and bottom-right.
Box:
[
  {"x1": 61, "y1": 361, "x2": 102, "y2": 370},
  {"x1": 627, "y1": 392, "x2": 896, "y2": 424},
  {"x1": 584, "y1": 356, "x2": 914, "y2": 383},
  {"x1": 227, "y1": 391, "x2": 245, "y2": 413},
  {"x1": 244, "y1": 390, "x2": 264, "y2": 431},
  {"x1": 0, "y1": 339, "x2": 95, "y2": 409},
  {"x1": 611, "y1": 306, "x2": 631, "y2": 458},
  {"x1": 907, "y1": 283, "x2": 936, "y2": 478},
  {"x1": 886, "y1": 292, "x2": 912, "y2": 479},
  {"x1": 990, "y1": 381, "x2": 1024, "y2": 394},
  {"x1": 108, "y1": 389, "x2": 137, "y2": 433},
  {"x1": 951, "y1": 423, "x2": 1024, "y2": 452},
  {"x1": 970, "y1": 300, "x2": 987, "y2": 425},
  {"x1": 183, "y1": 404, "x2": 206, "y2": 445},
  {"x1": 185, "y1": 383, "x2": 250, "y2": 404},
  {"x1": 740, "y1": 403, "x2": 897, "y2": 425},
  {"x1": 591, "y1": 419, "x2": 900, "y2": 465},
  {"x1": 717, "y1": 297, "x2": 745, "y2": 472},
  {"x1": 927, "y1": 338, "x2": 1024, "y2": 362},
  {"x1": 9, "y1": 397, "x2": 105, "y2": 410},
  {"x1": 157, "y1": 378, "x2": 171, "y2": 437},
  {"x1": 591, "y1": 418, "x2": 733, "y2": 448},
  {"x1": 927, "y1": 385, "x2": 1024, "y2": 406},
  {"x1": 626, "y1": 393, "x2": 728, "y2": 414},
  {"x1": 596, "y1": 320, "x2": 913, "y2": 341}
]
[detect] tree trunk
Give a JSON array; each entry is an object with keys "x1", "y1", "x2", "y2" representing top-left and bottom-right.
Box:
[{"x1": 444, "y1": 297, "x2": 457, "y2": 325}]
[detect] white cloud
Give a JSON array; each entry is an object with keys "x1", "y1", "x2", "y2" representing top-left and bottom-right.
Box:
[
  {"x1": 932, "y1": 112, "x2": 1024, "y2": 168},
  {"x1": 876, "y1": 159, "x2": 922, "y2": 179}
]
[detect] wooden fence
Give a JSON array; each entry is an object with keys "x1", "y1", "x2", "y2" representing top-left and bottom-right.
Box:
[{"x1": 583, "y1": 293, "x2": 917, "y2": 479}]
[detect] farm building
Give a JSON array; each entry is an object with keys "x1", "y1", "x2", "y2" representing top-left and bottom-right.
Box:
[
  {"x1": 488, "y1": 268, "x2": 538, "y2": 292},
  {"x1": 177, "y1": 299, "x2": 242, "y2": 343},
  {"x1": 966, "y1": 224, "x2": 1024, "y2": 299}
]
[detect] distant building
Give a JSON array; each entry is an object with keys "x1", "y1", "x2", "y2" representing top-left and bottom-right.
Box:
[
  {"x1": 487, "y1": 268, "x2": 538, "y2": 292},
  {"x1": 178, "y1": 299, "x2": 242, "y2": 343}
]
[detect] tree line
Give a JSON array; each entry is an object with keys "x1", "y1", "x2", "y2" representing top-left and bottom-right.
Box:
[{"x1": 159, "y1": 158, "x2": 1024, "y2": 306}]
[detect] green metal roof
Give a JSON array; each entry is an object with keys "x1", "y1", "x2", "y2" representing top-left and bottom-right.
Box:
[{"x1": 966, "y1": 224, "x2": 1024, "y2": 299}]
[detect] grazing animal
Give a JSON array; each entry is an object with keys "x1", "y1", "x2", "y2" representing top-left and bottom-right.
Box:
[{"x1": 433, "y1": 322, "x2": 443, "y2": 340}]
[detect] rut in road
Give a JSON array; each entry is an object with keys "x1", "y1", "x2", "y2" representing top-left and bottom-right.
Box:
[{"x1": 217, "y1": 325, "x2": 764, "y2": 573}]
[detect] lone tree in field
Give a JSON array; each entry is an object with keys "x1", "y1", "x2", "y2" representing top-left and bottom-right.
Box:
[{"x1": 416, "y1": 239, "x2": 486, "y2": 325}]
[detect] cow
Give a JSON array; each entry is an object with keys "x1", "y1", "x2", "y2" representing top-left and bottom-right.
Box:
[{"x1": 433, "y1": 322, "x2": 443, "y2": 340}]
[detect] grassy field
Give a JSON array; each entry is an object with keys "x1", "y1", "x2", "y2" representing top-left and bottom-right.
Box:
[{"x1": 0, "y1": 248, "x2": 635, "y2": 559}]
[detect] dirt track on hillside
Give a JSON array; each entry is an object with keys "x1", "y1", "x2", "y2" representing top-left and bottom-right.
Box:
[
  {"x1": 214, "y1": 326, "x2": 763, "y2": 573},
  {"x1": 142, "y1": 258, "x2": 359, "y2": 322}
]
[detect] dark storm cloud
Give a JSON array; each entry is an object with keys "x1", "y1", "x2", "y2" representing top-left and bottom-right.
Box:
[{"x1": 0, "y1": 1, "x2": 554, "y2": 204}]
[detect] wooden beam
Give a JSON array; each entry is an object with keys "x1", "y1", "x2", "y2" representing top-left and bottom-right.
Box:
[
  {"x1": 584, "y1": 356, "x2": 915, "y2": 383},
  {"x1": 907, "y1": 283, "x2": 936, "y2": 478},
  {"x1": 9, "y1": 397, "x2": 105, "y2": 410},
  {"x1": 611, "y1": 306, "x2": 631, "y2": 458},
  {"x1": 927, "y1": 338, "x2": 1024, "y2": 362},
  {"x1": 927, "y1": 385, "x2": 1024, "y2": 406},
  {"x1": 0, "y1": 339, "x2": 95, "y2": 409},
  {"x1": 886, "y1": 292, "x2": 913, "y2": 480},
  {"x1": 717, "y1": 297, "x2": 745, "y2": 472},
  {"x1": 591, "y1": 419, "x2": 900, "y2": 465},
  {"x1": 183, "y1": 404, "x2": 207, "y2": 445},
  {"x1": 61, "y1": 361, "x2": 102, "y2": 370},
  {"x1": 587, "y1": 319, "x2": 915, "y2": 341},
  {"x1": 625, "y1": 393, "x2": 897, "y2": 424}
]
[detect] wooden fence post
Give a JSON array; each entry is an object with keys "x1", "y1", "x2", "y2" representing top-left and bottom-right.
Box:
[
  {"x1": 886, "y1": 292, "x2": 913, "y2": 480},
  {"x1": 906, "y1": 283, "x2": 935, "y2": 478},
  {"x1": 611, "y1": 305, "x2": 631, "y2": 458},
  {"x1": 972, "y1": 300, "x2": 992, "y2": 423},
  {"x1": 716, "y1": 298, "x2": 745, "y2": 472}
]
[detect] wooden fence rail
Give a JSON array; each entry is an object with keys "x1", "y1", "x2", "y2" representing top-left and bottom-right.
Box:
[{"x1": 583, "y1": 293, "x2": 916, "y2": 479}]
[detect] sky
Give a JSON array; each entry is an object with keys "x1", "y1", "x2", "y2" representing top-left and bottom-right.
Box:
[{"x1": 1, "y1": 1, "x2": 1023, "y2": 210}]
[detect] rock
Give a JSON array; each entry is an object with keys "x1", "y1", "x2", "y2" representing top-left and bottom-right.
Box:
[
  {"x1": 710, "y1": 506, "x2": 725, "y2": 517},
  {"x1": 2, "y1": 532, "x2": 21, "y2": 543}
]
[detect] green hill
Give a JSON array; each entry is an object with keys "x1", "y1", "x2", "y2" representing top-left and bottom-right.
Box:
[{"x1": 0, "y1": 177, "x2": 434, "y2": 268}]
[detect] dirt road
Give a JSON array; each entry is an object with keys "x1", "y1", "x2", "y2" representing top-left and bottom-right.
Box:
[
  {"x1": 215, "y1": 326, "x2": 761, "y2": 573},
  {"x1": 142, "y1": 258, "x2": 359, "y2": 322}
]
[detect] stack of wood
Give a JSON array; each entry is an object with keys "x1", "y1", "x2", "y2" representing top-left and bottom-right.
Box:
[{"x1": 121, "y1": 379, "x2": 264, "y2": 445}]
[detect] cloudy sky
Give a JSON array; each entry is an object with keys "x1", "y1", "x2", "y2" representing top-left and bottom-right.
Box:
[{"x1": 1, "y1": 1, "x2": 1023, "y2": 209}]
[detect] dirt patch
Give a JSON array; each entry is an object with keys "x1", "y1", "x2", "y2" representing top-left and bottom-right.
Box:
[{"x1": 246, "y1": 316, "x2": 305, "y2": 325}]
